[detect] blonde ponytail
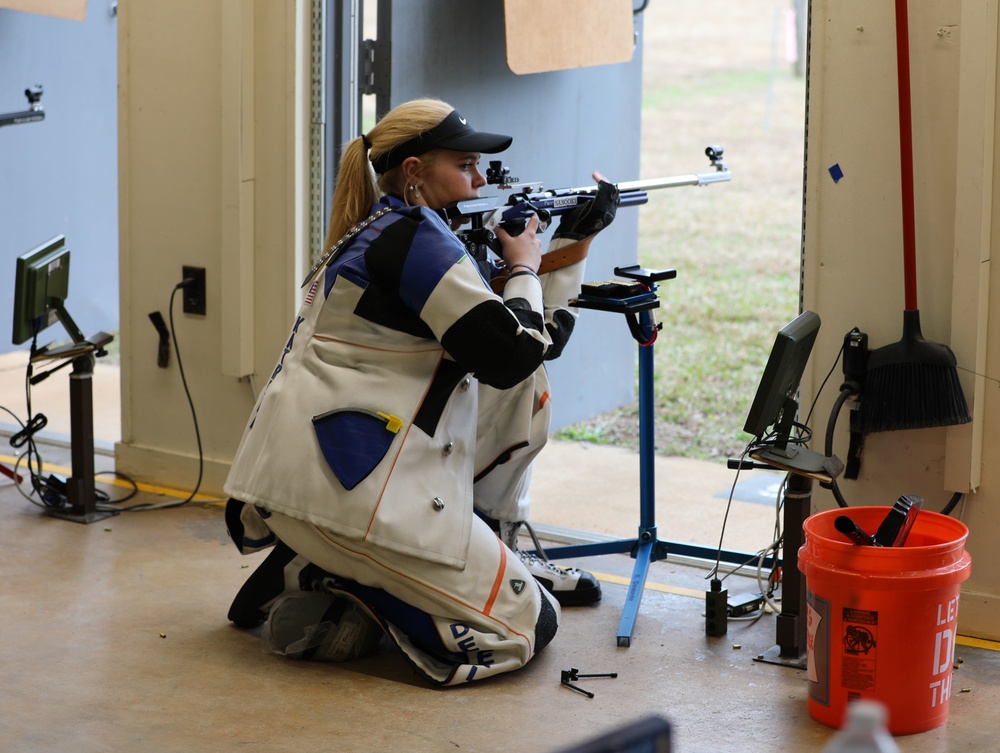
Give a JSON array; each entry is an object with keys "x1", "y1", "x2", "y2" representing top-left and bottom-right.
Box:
[
  {"x1": 322, "y1": 98, "x2": 455, "y2": 251},
  {"x1": 323, "y1": 136, "x2": 381, "y2": 252}
]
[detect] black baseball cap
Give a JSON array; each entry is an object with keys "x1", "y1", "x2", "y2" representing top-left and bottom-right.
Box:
[{"x1": 371, "y1": 110, "x2": 512, "y2": 174}]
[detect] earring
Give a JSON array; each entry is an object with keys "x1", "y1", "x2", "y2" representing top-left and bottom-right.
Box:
[{"x1": 409, "y1": 184, "x2": 421, "y2": 199}]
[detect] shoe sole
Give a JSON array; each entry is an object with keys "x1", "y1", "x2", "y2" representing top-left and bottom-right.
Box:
[{"x1": 535, "y1": 577, "x2": 602, "y2": 607}]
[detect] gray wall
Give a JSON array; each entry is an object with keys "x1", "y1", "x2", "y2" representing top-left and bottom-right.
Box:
[
  {"x1": 0, "y1": 5, "x2": 118, "y2": 354},
  {"x1": 382, "y1": 0, "x2": 645, "y2": 428}
]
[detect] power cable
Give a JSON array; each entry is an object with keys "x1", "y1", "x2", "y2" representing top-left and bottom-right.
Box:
[
  {"x1": 110, "y1": 280, "x2": 204, "y2": 511},
  {"x1": 5, "y1": 278, "x2": 205, "y2": 514}
]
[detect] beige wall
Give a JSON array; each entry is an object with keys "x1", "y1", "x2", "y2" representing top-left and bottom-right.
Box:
[
  {"x1": 803, "y1": 0, "x2": 999, "y2": 639},
  {"x1": 116, "y1": 0, "x2": 309, "y2": 494},
  {"x1": 116, "y1": 0, "x2": 1000, "y2": 639}
]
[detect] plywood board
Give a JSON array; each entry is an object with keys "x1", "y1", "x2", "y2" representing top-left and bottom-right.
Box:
[
  {"x1": 0, "y1": 0, "x2": 87, "y2": 21},
  {"x1": 504, "y1": 0, "x2": 634, "y2": 75}
]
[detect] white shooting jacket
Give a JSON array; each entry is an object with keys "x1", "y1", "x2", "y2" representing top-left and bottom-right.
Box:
[{"x1": 224, "y1": 196, "x2": 552, "y2": 570}]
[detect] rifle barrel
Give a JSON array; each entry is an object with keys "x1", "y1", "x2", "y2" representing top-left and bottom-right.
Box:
[
  {"x1": 570, "y1": 169, "x2": 732, "y2": 195},
  {"x1": 447, "y1": 165, "x2": 732, "y2": 227},
  {"x1": 0, "y1": 109, "x2": 45, "y2": 128}
]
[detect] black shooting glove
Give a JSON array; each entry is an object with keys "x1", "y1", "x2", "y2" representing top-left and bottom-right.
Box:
[{"x1": 552, "y1": 180, "x2": 621, "y2": 241}]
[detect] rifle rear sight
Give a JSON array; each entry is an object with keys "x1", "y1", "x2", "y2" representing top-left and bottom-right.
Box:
[
  {"x1": 485, "y1": 160, "x2": 544, "y2": 194},
  {"x1": 487, "y1": 161, "x2": 519, "y2": 188}
]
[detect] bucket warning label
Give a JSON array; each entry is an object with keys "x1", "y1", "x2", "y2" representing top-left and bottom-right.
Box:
[
  {"x1": 806, "y1": 591, "x2": 830, "y2": 706},
  {"x1": 841, "y1": 608, "x2": 878, "y2": 692}
]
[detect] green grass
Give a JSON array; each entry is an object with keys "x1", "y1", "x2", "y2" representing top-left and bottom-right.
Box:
[
  {"x1": 557, "y1": 9, "x2": 807, "y2": 462},
  {"x1": 643, "y1": 71, "x2": 775, "y2": 109}
]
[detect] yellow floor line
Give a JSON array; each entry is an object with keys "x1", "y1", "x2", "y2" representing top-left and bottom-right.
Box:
[
  {"x1": 0, "y1": 453, "x2": 221, "y2": 504},
  {"x1": 956, "y1": 635, "x2": 1000, "y2": 651},
  {"x1": 591, "y1": 571, "x2": 705, "y2": 600},
  {"x1": 592, "y1": 571, "x2": 1000, "y2": 651},
  {"x1": 5, "y1": 452, "x2": 1000, "y2": 652}
]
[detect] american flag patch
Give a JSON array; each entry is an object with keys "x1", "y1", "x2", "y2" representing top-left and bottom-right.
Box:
[{"x1": 304, "y1": 280, "x2": 319, "y2": 306}]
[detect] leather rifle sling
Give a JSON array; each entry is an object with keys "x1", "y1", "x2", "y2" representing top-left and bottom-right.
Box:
[{"x1": 489, "y1": 236, "x2": 594, "y2": 295}]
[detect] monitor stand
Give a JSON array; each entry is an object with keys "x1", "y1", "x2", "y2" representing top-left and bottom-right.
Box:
[
  {"x1": 751, "y1": 443, "x2": 844, "y2": 483},
  {"x1": 31, "y1": 332, "x2": 117, "y2": 524},
  {"x1": 746, "y1": 444, "x2": 843, "y2": 668}
]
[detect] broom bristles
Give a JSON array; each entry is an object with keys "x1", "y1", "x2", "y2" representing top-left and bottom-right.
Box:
[
  {"x1": 859, "y1": 310, "x2": 971, "y2": 433},
  {"x1": 860, "y1": 362, "x2": 971, "y2": 432}
]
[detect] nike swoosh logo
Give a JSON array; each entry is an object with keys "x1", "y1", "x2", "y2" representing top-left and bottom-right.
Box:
[{"x1": 459, "y1": 117, "x2": 467, "y2": 125}]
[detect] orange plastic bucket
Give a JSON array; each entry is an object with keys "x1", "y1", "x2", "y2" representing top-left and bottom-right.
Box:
[{"x1": 798, "y1": 506, "x2": 972, "y2": 735}]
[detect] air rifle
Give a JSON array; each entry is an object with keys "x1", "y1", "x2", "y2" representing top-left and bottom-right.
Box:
[
  {"x1": 0, "y1": 85, "x2": 44, "y2": 129},
  {"x1": 448, "y1": 146, "x2": 731, "y2": 259}
]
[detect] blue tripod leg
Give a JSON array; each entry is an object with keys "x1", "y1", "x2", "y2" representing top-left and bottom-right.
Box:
[{"x1": 616, "y1": 334, "x2": 667, "y2": 646}]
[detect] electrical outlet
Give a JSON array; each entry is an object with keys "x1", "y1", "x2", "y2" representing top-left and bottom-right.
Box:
[
  {"x1": 182, "y1": 266, "x2": 206, "y2": 316},
  {"x1": 842, "y1": 328, "x2": 868, "y2": 385}
]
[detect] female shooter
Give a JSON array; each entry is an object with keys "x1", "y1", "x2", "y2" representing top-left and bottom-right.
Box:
[{"x1": 224, "y1": 98, "x2": 614, "y2": 684}]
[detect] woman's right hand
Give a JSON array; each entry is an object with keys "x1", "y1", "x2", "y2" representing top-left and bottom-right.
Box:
[{"x1": 495, "y1": 213, "x2": 542, "y2": 274}]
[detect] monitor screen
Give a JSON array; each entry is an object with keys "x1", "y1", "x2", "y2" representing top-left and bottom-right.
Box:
[
  {"x1": 743, "y1": 310, "x2": 821, "y2": 439},
  {"x1": 11, "y1": 235, "x2": 72, "y2": 345}
]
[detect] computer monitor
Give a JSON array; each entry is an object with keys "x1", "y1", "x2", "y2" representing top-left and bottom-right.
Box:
[
  {"x1": 9, "y1": 235, "x2": 115, "y2": 524},
  {"x1": 11, "y1": 235, "x2": 84, "y2": 346},
  {"x1": 552, "y1": 716, "x2": 671, "y2": 753},
  {"x1": 743, "y1": 309, "x2": 821, "y2": 451}
]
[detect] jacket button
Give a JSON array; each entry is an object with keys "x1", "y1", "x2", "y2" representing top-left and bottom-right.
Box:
[
  {"x1": 432, "y1": 497, "x2": 445, "y2": 511},
  {"x1": 460, "y1": 378, "x2": 471, "y2": 391},
  {"x1": 442, "y1": 442, "x2": 454, "y2": 456}
]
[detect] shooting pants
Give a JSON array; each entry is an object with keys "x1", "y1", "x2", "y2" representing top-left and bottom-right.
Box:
[
  {"x1": 262, "y1": 508, "x2": 560, "y2": 685},
  {"x1": 473, "y1": 366, "x2": 552, "y2": 523}
]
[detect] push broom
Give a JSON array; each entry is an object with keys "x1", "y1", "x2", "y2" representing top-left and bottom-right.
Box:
[{"x1": 858, "y1": 0, "x2": 971, "y2": 433}]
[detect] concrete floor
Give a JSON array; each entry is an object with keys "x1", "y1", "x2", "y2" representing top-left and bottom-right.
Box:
[{"x1": 2, "y1": 353, "x2": 999, "y2": 752}]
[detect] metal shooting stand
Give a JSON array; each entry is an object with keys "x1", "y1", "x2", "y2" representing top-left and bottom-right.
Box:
[
  {"x1": 28, "y1": 327, "x2": 116, "y2": 525},
  {"x1": 459, "y1": 149, "x2": 732, "y2": 646},
  {"x1": 535, "y1": 265, "x2": 768, "y2": 647}
]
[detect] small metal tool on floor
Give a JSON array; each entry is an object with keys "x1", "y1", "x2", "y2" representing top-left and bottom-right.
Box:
[{"x1": 560, "y1": 667, "x2": 618, "y2": 698}]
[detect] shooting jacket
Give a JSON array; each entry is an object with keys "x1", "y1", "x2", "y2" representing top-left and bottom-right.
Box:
[{"x1": 224, "y1": 195, "x2": 551, "y2": 570}]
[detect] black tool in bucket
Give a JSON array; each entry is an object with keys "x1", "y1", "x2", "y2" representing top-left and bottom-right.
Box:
[
  {"x1": 834, "y1": 496, "x2": 922, "y2": 548},
  {"x1": 834, "y1": 515, "x2": 879, "y2": 547},
  {"x1": 873, "y1": 494, "x2": 922, "y2": 546},
  {"x1": 858, "y1": 0, "x2": 971, "y2": 434}
]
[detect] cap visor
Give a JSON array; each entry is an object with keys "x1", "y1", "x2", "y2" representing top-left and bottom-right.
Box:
[{"x1": 440, "y1": 132, "x2": 512, "y2": 154}]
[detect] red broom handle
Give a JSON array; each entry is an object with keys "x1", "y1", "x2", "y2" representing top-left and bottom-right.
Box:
[{"x1": 894, "y1": 0, "x2": 919, "y2": 312}]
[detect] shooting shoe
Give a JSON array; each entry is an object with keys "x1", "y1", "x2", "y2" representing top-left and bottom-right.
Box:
[
  {"x1": 262, "y1": 591, "x2": 384, "y2": 662},
  {"x1": 499, "y1": 521, "x2": 601, "y2": 607}
]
